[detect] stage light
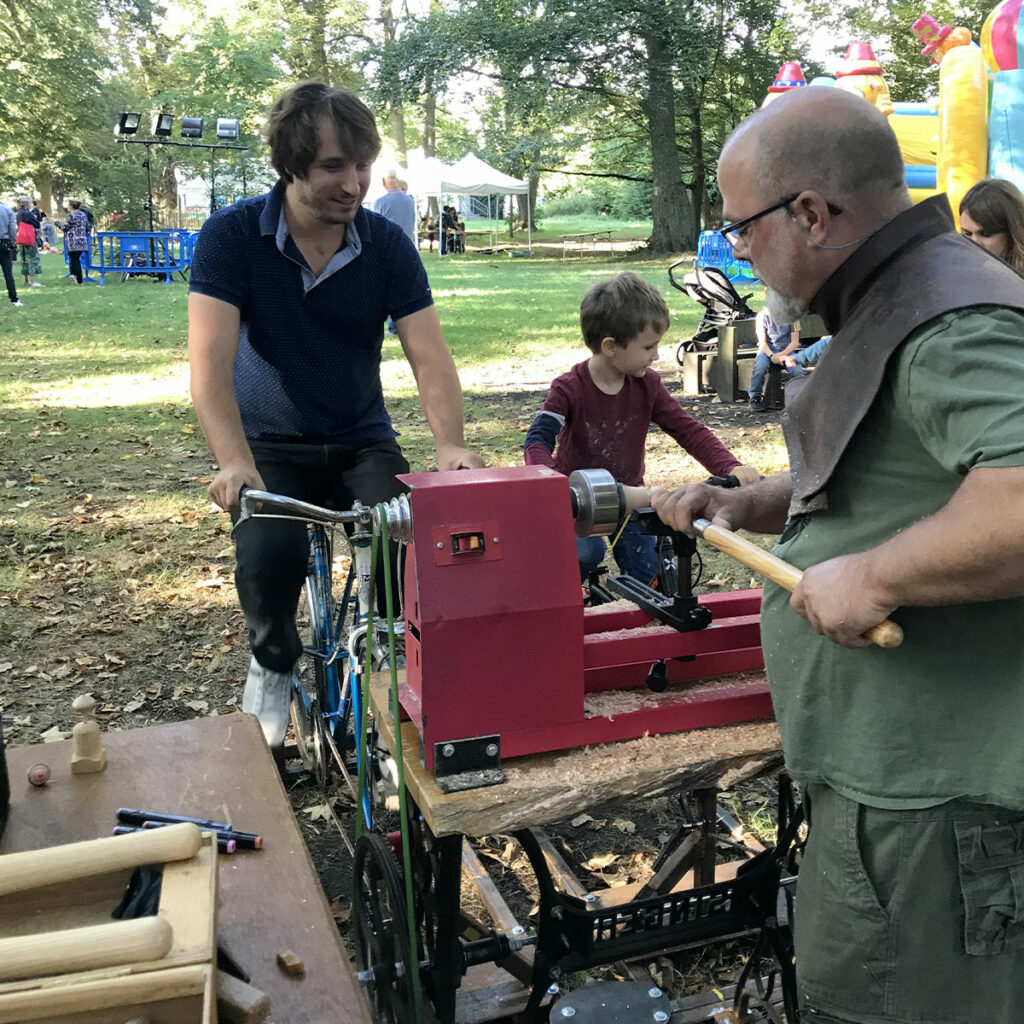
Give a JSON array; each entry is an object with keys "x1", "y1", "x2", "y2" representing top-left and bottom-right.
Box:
[
  {"x1": 115, "y1": 112, "x2": 141, "y2": 136},
  {"x1": 152, "y1": 113, "x2": 173, "y2": 137},
  {"x1": 216, "y1": 118, "x2": 239, "y2": 140},
  {"x1": 180, "y1": 117, "x2": 204, "y2": 140}
]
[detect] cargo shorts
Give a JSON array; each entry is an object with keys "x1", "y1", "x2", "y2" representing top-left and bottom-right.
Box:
[{"x1": 795, "y1": 782, "x2": 1024, "y2": 1024}]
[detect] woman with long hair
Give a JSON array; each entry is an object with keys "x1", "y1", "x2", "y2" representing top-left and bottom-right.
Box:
[{"x1": 959, "y1": 178, "x2": 1024, "y2": 274}]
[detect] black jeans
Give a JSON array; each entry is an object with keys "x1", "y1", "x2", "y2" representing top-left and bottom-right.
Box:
[
  {"x1": 68, "y1": 250, "x2": 84, "y2": 284},
  {"x1": 232, "y1": 438, "x2": 410, "y2": 672},
  {"x1": 0, "y1": 247, "x2": 16, "y2": 302}
]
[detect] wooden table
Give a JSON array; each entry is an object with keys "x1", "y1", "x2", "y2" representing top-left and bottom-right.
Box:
[
  {"x1": 0, "y1": 713, "x2": 371, "y2": 1024},
  {"x1": 560, "y1": 229, "x2": 615, "y2": 259},
  {"x1": 369, "y1": 674, "x2": 784, "y2": 1024},
  {"x1": 370, "y1": 677, "x2": 782, "y2": 838}
]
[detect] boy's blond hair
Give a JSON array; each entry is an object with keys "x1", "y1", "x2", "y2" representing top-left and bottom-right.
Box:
[{"x1": 580, "y1": 272, "x2": 670, "y2": 353}]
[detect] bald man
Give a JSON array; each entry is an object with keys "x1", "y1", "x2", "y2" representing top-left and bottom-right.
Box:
[
  {"x1": 373, "y1": 168, "x2": 417, "y2": 244},
  {"x1": 652, "y1": 88, "x2": 1024, "y2": 1022}
]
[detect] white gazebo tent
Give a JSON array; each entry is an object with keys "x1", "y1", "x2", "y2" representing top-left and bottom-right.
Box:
[{"x1": 439, "y1": 154, "x2": 531, "y2": 253}]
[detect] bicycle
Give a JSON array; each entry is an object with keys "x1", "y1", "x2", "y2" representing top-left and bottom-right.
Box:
[{"x1": 235, "y1": 487, "x2": 405, "y2": 832}]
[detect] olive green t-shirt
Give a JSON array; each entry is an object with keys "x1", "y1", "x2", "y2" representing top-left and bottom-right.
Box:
[{"x1": 763, "y1": 307, "x2": 1024, "y2": 810}]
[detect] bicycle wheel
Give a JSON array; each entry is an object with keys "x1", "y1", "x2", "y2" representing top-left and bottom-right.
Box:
[
  {"x1": 352, "y1": 832, "x2": 425, "y2": 1024},
  {"x1": 291, "y1": 527, "x2": 344, "y2": 784}
]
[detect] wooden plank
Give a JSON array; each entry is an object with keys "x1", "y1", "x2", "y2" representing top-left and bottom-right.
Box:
[
  {"x1": 461, "y1": 842, "x2": 520, "y2": 933},
  {"x1": 372, "y1": 675, "x2": 782, "y2": 838},
  {"x1": 1, "y1": 714, "x2": 371, "y2": 1024},
  {"x1": 532, "y1": 829, "x2": 588, "y2": 899}
]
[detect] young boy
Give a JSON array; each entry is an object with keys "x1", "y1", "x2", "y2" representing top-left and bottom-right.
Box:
[
  {"x1": 748, "y1": 308, "x2": 805, "y2": 412},
  {"x1": 524, "y1": 272, "x2": 759, "y2": 585}
]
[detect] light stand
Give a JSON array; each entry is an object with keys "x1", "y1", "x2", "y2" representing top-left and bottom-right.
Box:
[
  {"x1": 118, "y1": 138, "x2": 248, "y2": 230},
  {"x1": 141, "y1": 141, "x2": 156, "y2": 233}
]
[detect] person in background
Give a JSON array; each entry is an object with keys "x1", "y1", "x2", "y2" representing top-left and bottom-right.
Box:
[
  {"x1": 959, "y1": 177, "x2": 1024, "y2": 274},
  {"x1": 651, "y1": 86, "x2": 1024, "y2": 1024},
  {"x1": 15, "y1": 197, "x2": 42, "y2": 288},
  {"x1": 372, "y1": 168, "x2": 417, "y2": 244},
  {"x1": 440, "y1": 205, "x2": 454, "y2": 255},
  {"x1": 0, "y1": 202, "x2": 22, "y2": 306},
  {"x1": 748, "y1": 306, "x2": 804, "y2": 412},
  {"x1": 783, "y1": 335, "x2": 832, "y2": 369},
  {"x1": 56, "y1": 200, "x2": 90, "y2": 285},
  {"x1": 525, "y1": 271, "x2": 760, "y2": 585},
  {"x1": 373, "y1": 169, "x2": 419, "y2": 334}
]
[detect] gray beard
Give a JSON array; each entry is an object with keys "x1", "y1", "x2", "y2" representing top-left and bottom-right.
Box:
[{"x1": 764, "y1": 287, "x2": 808, "y2": 325}]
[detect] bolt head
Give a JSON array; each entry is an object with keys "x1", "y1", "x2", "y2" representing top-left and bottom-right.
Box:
[
  {"x1": 436, "y1": 541, "x2": 444, "y2": 549},
  {"x1": 485, "y1": 743, "x2": 498, "y2": 757},
  {"x1": 653, "y1": 1012, "x2": 669, "y2": 1023},
  {"x1": 512, "y1": 925, "x2": 525, "y2": 935},
  {"x1": 492, "y1": 536, "x2": 500, "y2": 543},
  {"x1": 583, "y1": 893, "x2": 597, "y2": 902},
  {"x1": 648, "y1": 986, "x2": 663, "y2": 998},
  {"x1": 27, "y1": 763, "x2": 50, "y2": 786},
  {"x1": 441, "y1": 743, "x2": 455, "y2": 757},
  {"x1": 547, "y1": 983, "x2": 560, "y2": 995},
  {"x1": 560, "y1": 1008, "x2": 576, "y2": 1018}
]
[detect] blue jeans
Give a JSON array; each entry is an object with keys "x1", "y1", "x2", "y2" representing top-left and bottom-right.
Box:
[
  {"x1": 749, "y1": 350, "x2": 805, "y2": 398},
  {"x1": 577, "y1": 516, "x2": 659, "y2": 585}
]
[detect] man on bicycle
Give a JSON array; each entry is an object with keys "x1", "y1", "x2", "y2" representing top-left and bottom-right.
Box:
[{"x1": 188, "y1": 80, "x2": 483, "y2": 750}]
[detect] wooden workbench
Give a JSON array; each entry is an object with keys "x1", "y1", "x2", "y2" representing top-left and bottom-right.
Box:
[
  {"x1": 0, "y1": 713, "x2": 371, "y2": 1024},
  {"x1": 369, "y1": 675, "x2": 783, "y2": 838}
]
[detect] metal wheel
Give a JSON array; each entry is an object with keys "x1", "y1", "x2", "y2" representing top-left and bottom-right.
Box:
[
  {"x1": 352, "y1": 832, "x2": 425, "y2": 1024},
  {"x1": 290, "y1": 695, "x2": 328, "y2": 791}
]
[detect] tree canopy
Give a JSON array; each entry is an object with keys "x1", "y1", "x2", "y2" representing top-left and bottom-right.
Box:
[{"x1": 0, "y1": 0, "x2": 957, "y2": 250}]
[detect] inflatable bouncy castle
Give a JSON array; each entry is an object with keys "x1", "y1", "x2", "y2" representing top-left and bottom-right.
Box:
[{"x1": 763, "y1": 1, "x2": 1024, "y2": 227}]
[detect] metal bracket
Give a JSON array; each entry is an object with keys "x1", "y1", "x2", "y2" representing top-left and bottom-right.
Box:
[
  {"x1": 606, "y1": 575, "x2": 713, "y2": 632},
  {"x1": 433, "y1": 735, "x2": 505, "y2": 793},
  {"x1": 553, "y1": 980, "x2": 671, "y2": 1023}
]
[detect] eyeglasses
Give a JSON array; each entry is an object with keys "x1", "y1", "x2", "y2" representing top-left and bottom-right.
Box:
[{"x1": 720, "y1": 193, "x2": 844, "y2": 246}]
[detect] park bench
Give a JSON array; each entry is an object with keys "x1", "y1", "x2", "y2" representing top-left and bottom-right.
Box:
[
  {"x1": 682, "y1": 314, "x2": 828, "y2": 405},
  {"x1": 560, "y1": 229, "x2": 615, "y2": 259}
]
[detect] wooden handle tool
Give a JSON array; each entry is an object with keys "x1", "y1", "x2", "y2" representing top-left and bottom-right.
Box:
[
  {"x1": 0, "y1": 916, "x2": 173, "y2": 981},
  {"x1": 693, "y1": 518, "x2": 904, "y2": 648},
  {"x1": 0, "y1": 822, "x2": 202, "y2": 896},
  {"x1": 217, "y1": 969, "x2": 272, "y2": 1023}
]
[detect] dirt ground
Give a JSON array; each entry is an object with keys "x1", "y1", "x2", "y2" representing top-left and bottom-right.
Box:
[{"x1": 0, "y1": 354, "x2": 789, "y2": 1012}]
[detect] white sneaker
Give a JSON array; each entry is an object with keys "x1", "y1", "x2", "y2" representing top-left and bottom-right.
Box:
[
  {"x1": 29, "y1": 282, "x2": 42, "y2": 288},
  {"x1": 242, "y1": 656, "x2": 294, "y2": 748},
  {"x1": 11, "y1": 300, "x2": 23, "y2": 307}
]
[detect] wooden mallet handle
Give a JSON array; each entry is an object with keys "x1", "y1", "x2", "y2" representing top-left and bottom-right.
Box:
[
  {"x1": 0, "y1": 822, "x2": 203, "y2": 896},
  {"x1": 0, "y1": 917, "x2": 173, "y2": 981},
  {"x1": 694, "y1": 518, "x2": 904, "y2": 649}
]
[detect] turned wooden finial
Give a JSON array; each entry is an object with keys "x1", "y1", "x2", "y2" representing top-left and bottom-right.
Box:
[{"x1": 71, "y1": 693, "x2": 106, "y2": 774}]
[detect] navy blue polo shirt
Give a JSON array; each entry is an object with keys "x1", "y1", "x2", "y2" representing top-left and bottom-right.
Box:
[{"x1": 189, "y1": 180, "x2": 433, "y2": 444}]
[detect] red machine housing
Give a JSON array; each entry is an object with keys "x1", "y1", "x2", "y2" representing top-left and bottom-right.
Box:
[{"x1": 399, "y1": 466, "x2": 772, "y2": 776}]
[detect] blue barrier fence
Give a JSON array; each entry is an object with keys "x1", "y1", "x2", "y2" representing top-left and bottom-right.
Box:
[
  {"x1": 67, "y1": 231, "x2": 200, "y2": 284},
  {"x1": 695, "y1": 230, "x2": 759, "y2": 285}
]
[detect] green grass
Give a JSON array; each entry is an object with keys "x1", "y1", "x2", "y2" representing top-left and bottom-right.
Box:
[{"x1": 462, "y1": 213, "x2": 653, "y2": 242}]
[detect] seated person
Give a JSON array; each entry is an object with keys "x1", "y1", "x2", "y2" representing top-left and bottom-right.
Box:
[
  {"x1": 783, "y1": 334, "x2": 832, "y2": 368},
  {"x1": 525, "y1": 272, "x2": 759, "y2": 586},
  {"x1": 748, "y1": 307, "x2": 805, "y2": 412}
]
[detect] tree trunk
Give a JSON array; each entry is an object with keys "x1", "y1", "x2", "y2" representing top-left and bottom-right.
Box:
[
  {"x1": 35, "y1": 170, "x2": 53, "y2": 219},
  {"x1": 681, "y1": 84, "x2": 706, "y2": 243},
  {"x1": 381, "y1": 0, "x2": 408, "y2": 165},
  {"x1": 643, "y1": 31, "x2": 693, "y2": 253}
]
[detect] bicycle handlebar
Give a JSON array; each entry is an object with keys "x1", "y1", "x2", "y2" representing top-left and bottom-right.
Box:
[{"x1": 237, "y1": 487, "x2": 368, "y2": 527}]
